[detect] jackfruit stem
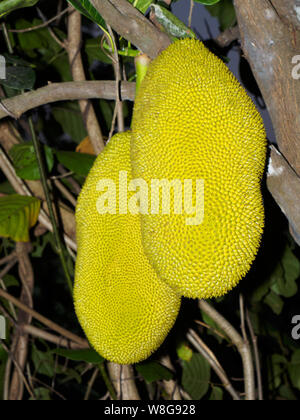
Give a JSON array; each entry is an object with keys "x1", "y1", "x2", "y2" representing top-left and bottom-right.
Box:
[{"x1": 134, "y1": 54, "x2": 151, "y2": 96}]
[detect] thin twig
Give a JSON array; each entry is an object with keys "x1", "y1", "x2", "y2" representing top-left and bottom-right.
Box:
[
  {"x1": 188, "y1": 0, "x2": 195, "y2": 28},
  {"x1": 1, "y1": 7, "x2": 71, "y2": 33},
  {"x1": 107, "y1": 25, "x2": 125, "y2": 134},
  {"x1": 0, "y1": 252, "x2": 17, "y2": 266},
  {"x1": 187, "y1": 329, "x2": 241, "y2": 400},
  {"x1": 0, "y1": 287, "x2": 87, "y2": 348},
  {"x1": 9, "y1": 243, "x2": 34, "y2": 400},
  {"x1": 37, "y1": 7, "x2": 67, "y2": 50},
  {"x1": 0, "y1": 340, "x2": 35, "y2": 399},
  {"x1": 246, "y1": 310, "x2": 263, "y2": 401},
  {"x1": 99, "y1": 364, "x2": 117, "y2": 400},
  {"x1": 22, "y1": 325, "x2": 88, "y2": 350},
  {"x1": 0, "y1": 147, "x2": 77, "y2": 252},
  {"x1": 199, "y1": 300, "x2": 256, "y2": 400},
  {"x1": 67, "y1": 9, "x2": 105, "y2": 154},
  {"x1": 84, "y1": 368, "x2": 99, "y2": 400},
  {"x1": 53, "y1": 179, "x2": 77, "y2": 208},
  {"x1": 239, "y1": 294, "x2": 248, "y2": 343},
  {"x1": 28, "y1": 117, "x2": 73, "y2": 293}
]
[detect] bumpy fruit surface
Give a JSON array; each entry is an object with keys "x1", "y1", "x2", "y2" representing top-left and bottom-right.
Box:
[
  {"x1": 131, "y1": 39, "x2": 267, "y2": 299},
  {"x1": 74, "y1": 132, "x2": 181, "y2": 364}
]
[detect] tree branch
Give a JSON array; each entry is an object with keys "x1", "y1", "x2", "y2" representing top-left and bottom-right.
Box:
[
  {"x1": 0, "y1": 287, "x2": 87, "y2": 348},
  {"x1": 90, "y1": 0, "x2": 171, "y2": 59},
  {"x1": 234, "y1": 0, "x2": 300, "y2": 177},
  {"x1": 199, "y1": 300, "x2": 255, "y2": 400},
  {"x1": 0, "y1": 81, "x2": 135, "y2": 121},
  {"x1": 67, "y1": 9, "x2": 105, "y2": 154},
  {"x1": 267, "y1": 145, "x2": 300, "y2": 246},
  {"x1": 187, "y1": 329, "x2": 241, "y2": 400}
]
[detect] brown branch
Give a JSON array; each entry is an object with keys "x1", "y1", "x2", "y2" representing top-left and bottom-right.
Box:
[
  {"x1": 199, "y1": 300, "x2": 255, "y2": 400},
  {"x1": 0, "y1": 81, "x2": 135, "y2": 121},
  {"x1": 270, "y1": 0, "x2": 300, "y2": 30},
  {"x1": 0, "y1": 142, "x2": 77, "y2": 251},
  {"x1": 234, "y1": 0, "x2": 300, "y2": 176},
  {"x1": 107, "y1": 25, "x2": 125, "y2": 134},
  {"x1": 90, "y1": 0, "x2": 171, "y2": 59},
  {"x1": 9, "y1": 243, "x2": 34, "y2": 401},
  {"x1": 246, "y1": 310, "x2": 263, "y2": 401},
  {"x1": 215, "y1": 26, "x2": 240, "y2": 48},
  {"x1": 0, "y1": 287, "x2": 87, "y2": 348},
  {"x1": 159, "y1": 354, "x2": 182, "y2": 400},
  {"x1": 107, "y1": 363, "x2": 140, "y2": 400},
  {"x1": 0, "y1": 339, "x2": 35, "y2": 399},
  {"x1": 0, "y1": 252, "x2": 17, "y2": 266},
  {"x1": 67, "y1": 9, "x2": 105, "y2": 154},
  {"x1": 1, "y1": 7, "x2": 71, "y2": 33},
  {"x1": 267, "y1": 146, "x2": 300, "y2": 246},
  {"x1": 22, "y1": 325, "x2": 88, "y2": 350},
  {"x1": 187, "y1": 329, "x2": 241, "y2": 400}
]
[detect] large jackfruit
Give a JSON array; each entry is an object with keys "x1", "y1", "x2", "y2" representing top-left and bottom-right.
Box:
[
  {"x1": 74, "y1": 132, "x2": 181, "y2": 364},
  {"x1": 131, "y1": 39, "x2": 267, "y2": 299}
]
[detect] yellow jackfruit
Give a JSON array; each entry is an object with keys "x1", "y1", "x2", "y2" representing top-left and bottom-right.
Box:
[
  {"x1": 74, "y1": 132, "x2": 181, "y2": 364},
  {"x1": 131, "y1": 39, "x2": 267, "y2": 299}
]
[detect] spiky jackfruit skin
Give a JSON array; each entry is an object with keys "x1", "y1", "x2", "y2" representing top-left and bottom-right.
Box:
[
  {"x1": 74, "y1": 132, "x2": 181, "y2": 364},
  {"x1": 131, "y1": 39, "x2": 267, "y2": 299}
]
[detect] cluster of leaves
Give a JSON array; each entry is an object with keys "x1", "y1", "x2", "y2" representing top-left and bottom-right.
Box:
[{"x1": 0, "y1": 0, "x2": 299, "y2": 401}]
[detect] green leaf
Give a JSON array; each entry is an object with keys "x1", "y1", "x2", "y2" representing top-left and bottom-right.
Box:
[
  {"x1": 53, "y1": 348, "x2": 104, "y2": 364},
  {"x1": 85, "y1": 38, "x2": 112, "y2": 65},
  {"x1": 151, "y1": 5, "x2": 197, "y2": 40},
  {"x1": 56, "y1": 151, "x2": 96, "y2": 176},
  {"x1": 10, "y1": 142, "x2": 54, "y2": 181},
  {"x1": 2, "y1": 274, "x2": 19, "y2": 288},
  {"x1": 0, "y1": 66, "x2": 36, "y2": 90},
  {"x1": 201, "y1": 308, "x2": 227, "y2": 343},
  {"x1": 0, "y1": 195, "x2": 40, "y2": 242},
  {"x1": 288, "y1": 350, "x2": 300, "y2": 390},
  {"x1": 182, "y1": 353, "x2": 211, "y2": 400},
  {"x1": 270, "y1": 354, "x2": 287, "y2": 389},
  {"x1": 32, "y1": 346, "x2": 55, "y2": 378},
  {"x1": 195, "y1": 0, "x2": 221, "y2": 4},
  {"x1": 136, "y1": 361, "x2": 173, "y2": 384},
  {"x1": 177, "y1": 341, "x2": 193, "y2": 362},
  {"x1": 209, "y1": 386, "x2": 223, "y2": 400},
  {"x1": 129, "y1": 0, "x2": 152, "y2": 14},
  {"x1": 30, "y1": 387, "x2": 52, "y2": 400},
  {"x1": 67, "y1": 0, "x2": 106, "y2": 28},
  {"x1": 206, "y1": 0, "x2": 236, "y2": 31},
  {"x1": 271, "y1": 247, "x2": 300, "y2": 298},
  {"x1": 52, "y1": 103, "x2": 87, "y2": 144},
  {"x1": 0, "y1": 0, "x2": 39, "y2": 17},
  {"x1": 264, "y1": 290, "x2": 284, "y2": 315},
  {"x1": 279, "y1": 384, "x2": 297, "y2": 400}
]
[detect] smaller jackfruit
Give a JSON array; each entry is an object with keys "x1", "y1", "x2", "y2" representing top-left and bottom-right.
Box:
[
  {"x1": 74, "y1": 132, "x2": 181, "y2": 365},
  {"x1": 131, "y1": 39, "x2": 267, "y2": 299}
]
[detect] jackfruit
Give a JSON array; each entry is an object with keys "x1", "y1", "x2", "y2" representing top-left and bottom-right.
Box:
[
  {"x1": 74, "y1": 132, "x2": 181, "y2": 364},
  {"x1": 131, "y1": 39, "x2": 267, "y2": 299}
]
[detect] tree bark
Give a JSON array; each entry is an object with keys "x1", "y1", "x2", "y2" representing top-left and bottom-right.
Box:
[{"x1": 234, "y1": 0, "x2": 300, "y2": 177}]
